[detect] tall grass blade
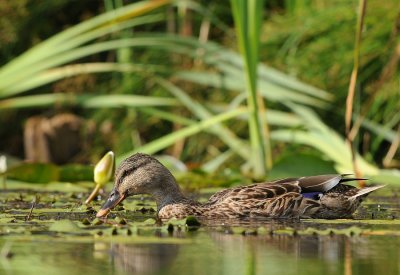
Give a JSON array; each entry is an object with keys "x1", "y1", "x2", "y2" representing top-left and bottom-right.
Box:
[
  {"x1": 230, "y1": 0, "x2": 269, "y2": 178},
  {"x1": 0, "y1": 94, "x2": 178, "y2": 109},
  {"x1": 0, "y1": 0, "x2": 170, "y2": 78},
  {"x1": 117, "y1": 108, "x2": 248, "y2": 163},
  {"x1": 156, "y1": 78, "x2": 251, "y2": 159},
  {"x1": 345, "y1": 0, "x2": 367, "y2": 178}
]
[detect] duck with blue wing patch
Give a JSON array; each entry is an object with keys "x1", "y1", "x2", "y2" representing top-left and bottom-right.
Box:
[{"x1": 96, "y1": 153, "x2": 384, "y2": 220}]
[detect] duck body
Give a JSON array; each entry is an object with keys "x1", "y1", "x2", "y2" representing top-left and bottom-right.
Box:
[
  {"x1": 157, "y1": 178, "x2": 381, "y2": 220},
  {"x1": 97, "y1": 153, "x2": 383, "y2": 220}
]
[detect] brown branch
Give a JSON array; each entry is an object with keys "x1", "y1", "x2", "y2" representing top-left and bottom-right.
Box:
[
  {"x1": 26, "y1": 195, "x2": 38, "y2": 221},
  {"x1": 349, "y1": 10, "x2": 400, "y2": 145},
  {"x1": 383, "y1": 125, "x2": 400, "y2": 168}
]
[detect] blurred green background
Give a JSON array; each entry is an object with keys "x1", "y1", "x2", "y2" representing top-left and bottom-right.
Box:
[{"x1": 0, "y1": 0, "x2": 398, "y2": 183}]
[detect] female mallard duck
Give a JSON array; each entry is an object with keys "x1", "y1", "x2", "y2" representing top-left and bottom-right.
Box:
[{"x1": 96, "y1": 153, "x2": 383, "y2": 220}]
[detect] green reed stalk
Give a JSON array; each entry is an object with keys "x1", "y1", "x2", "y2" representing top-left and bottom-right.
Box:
[
  {"x1": 230, "y1": 0, "x2": 269, "y2": 178},
  {"x1": 345, "y1": 0, "x2": 367, "y2": 179}
]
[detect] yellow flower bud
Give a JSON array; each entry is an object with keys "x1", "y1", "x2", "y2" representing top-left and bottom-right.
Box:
[
  {"x1": 85, "y1": 151, "x2": 115, "y2": 205},
  {"x1": 94, "y1": 151, "x2": 115, "y2": 187}
]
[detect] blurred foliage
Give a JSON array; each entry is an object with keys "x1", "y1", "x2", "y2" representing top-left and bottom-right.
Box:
[
  {"x1": 5, "y1": 162, "x2": 93, "y2": 183},
  {"x1": 261, "y1": 0, "x2": 400, "y2": 164},
  {"x1": 0, "y1": 0, "x2": 103, "y2": 159},
  {"x1": 0, "y1": 0, "x2": 103, "y2": 62},
  {"x1": 0, "y1": 1, "x2": 28, "y2": 49},
  {"x1": 0, "y1": 0, "x2": 398, "y2": 182}
]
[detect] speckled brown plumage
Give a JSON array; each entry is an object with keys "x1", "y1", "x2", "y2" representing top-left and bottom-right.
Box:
[{"x1": 97, "y1": 153, "x2": 384, "y2": 220}]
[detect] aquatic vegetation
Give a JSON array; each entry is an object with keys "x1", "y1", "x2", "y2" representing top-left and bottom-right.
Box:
[
  {"x1": 0, "y1": 181, "x2": 398, "y2": 238},
  {"x1": 0, "y1": 175, "x2": 399, "y2": 274}
]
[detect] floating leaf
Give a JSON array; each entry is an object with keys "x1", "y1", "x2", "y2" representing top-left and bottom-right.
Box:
[
  {"x1": 6, "y1": 163, "x2": 59, "y2": 183},
  {"x1": 59, "y1": 164, "x2": 93, "y2": 181},
  {"x1": 49, "y1": 220, "x2": 82, "y2": 233},
  {"x1": 138, "y1": 218, "x2": 157, "y2": 225}
]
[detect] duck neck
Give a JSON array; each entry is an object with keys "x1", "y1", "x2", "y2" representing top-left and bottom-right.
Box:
[{"x1": 151, "y1": 178, "x2": 188, "y2": 211}]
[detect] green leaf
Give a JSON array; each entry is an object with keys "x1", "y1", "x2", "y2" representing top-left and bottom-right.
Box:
[
  {"x1": 0, "y1": 1, "x2": 171, "y2": 82},
  {"x1": 117, "y1": 107, "x2": 248, "y2": 163},
  {"x1": 6, "y1": 163, "x2": 59, "y2": 183},
  {"x1": 49, "y1": 220, "x2": 82, "y2": 233},
  {"x1": 269, "y1": 152, "x2": 336, "y2": 179},
  {"x1": 156, "y1": 78, "x2": 251, "y2": 160},
  {"x1": 0, "y1": 94, "x2": 178, "y2": 110},
  {"x1": 59, "y1": 164, "x2": 93, "y2": 182}
]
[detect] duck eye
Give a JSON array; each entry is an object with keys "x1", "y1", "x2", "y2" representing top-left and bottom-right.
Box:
[{"x1": 108, "y1": 192, "x2": 115, "y2": 200}]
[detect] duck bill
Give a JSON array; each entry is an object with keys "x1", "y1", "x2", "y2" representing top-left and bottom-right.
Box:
[{"x1": 96, "y1": 188, "x2": 126, "y2": 218}]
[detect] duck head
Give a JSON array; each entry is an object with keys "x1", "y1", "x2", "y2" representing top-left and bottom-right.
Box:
[{"x1": 96, "y1": 153, "x2": 184, "y2": 218}]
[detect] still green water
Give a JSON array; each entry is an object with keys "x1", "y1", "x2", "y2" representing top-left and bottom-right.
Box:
[{"x1": 1, "y1": 233, "x2": 399, "y2": 275}]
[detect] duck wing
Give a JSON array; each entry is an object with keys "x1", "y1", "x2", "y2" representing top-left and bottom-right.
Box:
[
  {"x1": 207, "y1": 181, "x2": 301, "y2": 204},
  {"x1": 206, "y1": 182, "x2": 323, "y2": 218},
  {"x1": 208, "y1": 174, "x2": 366, "y2": 203},
  {"x1": 266, "y1": 174, "x2": 343, "y2": 192},
  {"x1": 296, "y1": 174, "x2": 343, "y2": 192},
  {"x1": 297, "y1": 174, "x2": 369, "y2": 192}
]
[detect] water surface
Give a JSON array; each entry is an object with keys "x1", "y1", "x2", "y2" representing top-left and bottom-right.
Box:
[{"x1": 1, "y1": 232, "x2": 400, "y2": 275}]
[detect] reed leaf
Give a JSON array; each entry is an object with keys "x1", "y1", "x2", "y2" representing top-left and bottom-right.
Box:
[
  {"x1": 0, "y1": 1, "x2": 170, "y2": 79},
  {"x1": 175, "y1": 45, "x2": 332, "y2": 107},
  {"x1": 230, "y1": 0, "x2": 269, "y2": 178},
  {"x1": 156, "y1": 78, "x2": 251, "y2": 159},
  {"x1": 0, "y1": 37, "x2": 193, "y2": 98},
  {"x1": 117, "y1": 108, "x2": 248, "y2": 163},
  {"x1": 271, "y1": 103, "x2": 380, "y2": 176},
  {"x1": 0, "y1": 94, "x2": 178, "y2": 110}
]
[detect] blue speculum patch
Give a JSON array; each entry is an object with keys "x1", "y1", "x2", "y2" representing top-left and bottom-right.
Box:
[{"x1": 302, "y1": 192, "x2": 322, "y2": 200}]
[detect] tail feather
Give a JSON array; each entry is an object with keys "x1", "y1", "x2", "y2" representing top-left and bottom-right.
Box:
[{"x1": 350, "y1": 185, "x2": 385, "y2": 199}]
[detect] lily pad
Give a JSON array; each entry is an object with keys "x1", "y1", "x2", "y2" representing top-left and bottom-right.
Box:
[
  {"x1": 6, "y1": 163, "x2": 93, "y2": 183},
  {"x1": 49, "y1": 220, "x2": 82, "y2": 233},
  {"x1": 6, "y1": 163, "x2": 59, "y2": 183}
]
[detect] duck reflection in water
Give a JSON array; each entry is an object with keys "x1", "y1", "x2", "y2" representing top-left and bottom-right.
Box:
[
  {"x1": 93, "y1": 230, "x2": 376, "y2": 275},
  {"x1": 94, "y1": 243, "x2": 180, "y2": 274}
]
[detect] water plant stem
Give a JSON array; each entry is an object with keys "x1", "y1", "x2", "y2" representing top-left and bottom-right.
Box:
[
  {"x1": 85, "y1": 184, "x2": 101, "y2": 205},
  {"x1": 230, "y1": 0, "x2": 269, "y2": 178},
  {"x1": 26, "y1": 195, "x2": 38, "y2": 221},
  {"x1": 345, "y1": 0, "x2": 367, "y2": 181},
  {"x1": 0, "y1": 155, "x2": 6, "y2": 190}
]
